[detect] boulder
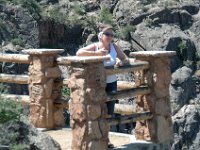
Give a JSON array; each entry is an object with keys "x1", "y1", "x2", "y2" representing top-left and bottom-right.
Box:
[
  {"x1": 172, "y1": 104, "x2": 200, "y2": 150},
  {"x1": 0, "y1": 116, "x2": 61, "y2": 150},
  {"x1": 170, "y1": 66, "x2": 196, "y2": 115}
]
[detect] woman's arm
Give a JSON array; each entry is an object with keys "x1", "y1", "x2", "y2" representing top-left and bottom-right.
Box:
[
  {"x1": 76, "y1": 44, "x2": 96, "y2": 56},
  {"x1": 76, "y1": 44, "x2": 108, "y2": 56},
  {"x1": 114, "y1": 43, "x2": 130, "y2": 66}
]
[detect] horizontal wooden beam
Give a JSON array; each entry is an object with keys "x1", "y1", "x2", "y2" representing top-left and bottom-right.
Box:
[
  {"x1": 117, "y1": 81, "x2": 136, "y2": 91},
  {"x1": 106, "y1": 60, "x2": 149, "y2": 75},
  {"x1": 0, "y1": 53, "x2": 30, "y2": 64},
  {"x1": 0, "y1": 74, "x2": 29, "y2": 84},
  {"x1": 1, "y1": 94, "x2": 29, "y2": 103},
  {"x1": 114, "y1": 104, "x2": 136, "y2": 115},
  {"x1": 107, "y1": 86, "x2": 151, "y2": 102},
  {"x1": 107, "y1": 111, "x2": 153, "y2": 126},
  {"x1": 0, "y1": 94, "x2": 69, "y2": 109},
  {"x1": 57, "y1": 56, "x2": 110, "y2": 65}
]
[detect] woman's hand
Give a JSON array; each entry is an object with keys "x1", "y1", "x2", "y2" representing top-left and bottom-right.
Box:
[
  {"x1": 115, "y1": 58, "x2": 130, "y2": 67},
  {"x1": 95, "y1": 48, "x2": 108, "y2": 56}
]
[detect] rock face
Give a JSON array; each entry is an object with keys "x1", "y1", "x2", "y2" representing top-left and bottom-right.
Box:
[
  {"x1": 0, "y1": 116, "x2": 61, "y2": 150},
  {"x1": 172, "y1": 105, "x2": 200, "y2": 150},
  {"x1": 0, "y1": 4, "x2": 39, "y2": 48},
  {"x1": 170, "y1": 66, "x2": 196, "y2": 115}
]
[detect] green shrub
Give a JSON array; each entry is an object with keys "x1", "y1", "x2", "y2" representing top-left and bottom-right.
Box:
[
  {"x1": 11, "y1": 38, "x2": 25, "y2": 47},
  {"x1": 0, "y1": 98, "x2": 22, "y2": 124},
  {"x1": 143, "y1": 16, "x2": 155, "y2": 27},
  {"x1": 0, "y1": 84, "x2": 22, "y2": 124},
  {"x1": 99, "y1": 5, "x2": 114, "y2": 26},
  {"x1": 11, "y1": 144, "x2": 29, "y2": 150},
  {"x1": 116, "y1": 25, "x2": 136, "y2": 41},
  {"x1": 72, "y1": 2, "x2": 86, "y2": 15},
  {"x1": 178, "y1": 39, "x2": 187, "y2": 54},
  {"x1": 14, "y1": 0, "x2": 41, "y2": 19},
  {"x1": 84, "y1": 16, "x2": 99, "y2": 33},
  {"x1": 61, "y1": 86, "x2": 70, "y2": 99}
]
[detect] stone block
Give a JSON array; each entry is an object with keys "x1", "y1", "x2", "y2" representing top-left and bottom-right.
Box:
[
  {"x1": 53, "y1": 106, "x2": 65, "y2": 127},
  {"x1": 70, "y1": 103, "x2": 87, "y2": 122},
  {"x1": 45, "y1": 67, "x2": 61, "y2": 78},
  {"x1": 88, "y1": 121, "x2": 102, "y2": 139},
  {"x1": 87, "y1": 104, "x2": 101, "y2": 120},
  {"x1": 157, "y1": 116, "x2": 173, "y2": 143},
  {"x1": 30, "y1": 103, "x2": 46, "y2": 127},
  {"x1": 99, "y1": 119, "x2": 109, "y2": 138},
  {"x1": 46, "y1": 99, "x2": 54, "y2": 128},
  {"x1": 71, "y1": 122, "x2": 86, "y2": 149},
  {"x1": 155, "y1": 98, "x2": 171, "y2": 116},
  {"x1": 31, "y1": 70, "x2": 45, "y2": 84},
  {"x1": 31, "y1": 85, "x2": 46, "y2": 101},
  {"x1": 44, "y1": 79, "x2": 53, "y2": 98}
]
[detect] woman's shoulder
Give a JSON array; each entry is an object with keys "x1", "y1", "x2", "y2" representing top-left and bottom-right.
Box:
[{"x1": 111, "y1": 42, "x2": 120, "y2": 50}]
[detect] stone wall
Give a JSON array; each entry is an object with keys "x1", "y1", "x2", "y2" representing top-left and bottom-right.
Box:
[
  {"x1": 131, "y1": 51, "x2": 175, "y2": 146},
  {"x1": 23, "y1": 49, "x2": 64, "y2": 129},
  {"x1": 66, "y1": 60, "x2": 109, "y2": 150}
]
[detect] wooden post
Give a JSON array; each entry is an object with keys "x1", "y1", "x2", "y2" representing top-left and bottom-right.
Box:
[
  {"x1": 22, "y1": 49, "x2": 64, "y2": 129},
  {"x1": 130, "y1": 51, "x2": 176, "y2": 145},
  {"x1": 63, "y1": 56, "x2": 109, "y2": 150}
]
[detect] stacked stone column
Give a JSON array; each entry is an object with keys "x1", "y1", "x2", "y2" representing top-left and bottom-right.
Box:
[
  {"x1": 22, "y1": 49, "x2": 64, "y2": 129},
  {"x1": 66, "y1": 57, "x2": 109, "y2": 150},
  {"x1": 131, "y1": 51, "x2": 175, "y2": 144}
]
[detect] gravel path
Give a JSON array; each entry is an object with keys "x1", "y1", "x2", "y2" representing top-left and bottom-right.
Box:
[{"x1": 46, "y1": 128, "x2": 131, "y2": 150}]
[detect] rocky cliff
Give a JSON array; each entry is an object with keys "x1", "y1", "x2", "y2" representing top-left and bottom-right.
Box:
[{"x1": 0, "y1": 0, "x2": 200, "y2": 149}]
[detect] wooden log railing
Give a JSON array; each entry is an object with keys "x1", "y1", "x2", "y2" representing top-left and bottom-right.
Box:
[
  {"x1": 106, "y1": 60, "x2": 149, "y2": 75},
  {"x1": 107, "y1": 111, "x2": 153, "y2": 126},
  {"x1": 0, "y1": 53, "x2": 30, "y2": 64},
  {"x1": 0, "y1": 50, "x2": 175, "y2": 150},
  {"x1": 106, "y1": 86, "x2": 150, "y2": 102},
  {"x1": 0, "y1": 74, "x2": 29, "y2": 84}
]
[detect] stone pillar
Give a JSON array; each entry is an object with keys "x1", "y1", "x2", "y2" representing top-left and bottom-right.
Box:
[
  {"x1": 130, "y1": 51, "x2": 176, "y2": 144},
  {"x1": 65, "y1": 56, "x2": 109, "y2": 150},
  {"x1": 22, "y1": 49, "x2": 64, "y2": 129}
]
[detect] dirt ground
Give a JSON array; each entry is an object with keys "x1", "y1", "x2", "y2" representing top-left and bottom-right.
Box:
[{"x1": 46, "y1": 129, "x2": 130, "y2": 150}]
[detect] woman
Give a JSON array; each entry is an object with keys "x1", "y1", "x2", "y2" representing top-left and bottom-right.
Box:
[{"x1": 76, "y1": 24, "x2": 129, "y2": 148}]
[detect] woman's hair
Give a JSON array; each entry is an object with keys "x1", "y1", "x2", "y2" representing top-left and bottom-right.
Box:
[
  {"x1": 99, "y1": 24, "x2": 113, "y2": 32},
  {"x1": 98, "y1": 24, "x2": 113, "y2": 41}
]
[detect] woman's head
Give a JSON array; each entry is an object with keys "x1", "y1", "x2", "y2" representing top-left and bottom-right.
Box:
[{"x1": 98, "y1": 24, "x2": 114, "y2": 44}]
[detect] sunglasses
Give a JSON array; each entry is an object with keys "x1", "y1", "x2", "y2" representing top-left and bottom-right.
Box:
[{"x1": 103, "y1": 32, "x2": 114, "y2": 37}]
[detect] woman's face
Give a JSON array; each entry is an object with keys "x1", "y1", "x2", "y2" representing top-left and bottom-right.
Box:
[{"x1": 101, "y1": 29, "x2": 114, "y2": 44}]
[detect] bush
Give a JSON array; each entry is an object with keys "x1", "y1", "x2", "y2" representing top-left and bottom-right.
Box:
[
  {"x1": 0, "y1": 84, "x2": 22, "y2": 124},
  {"x1": 178, "y1": 39, "x2": 187, "y2": 54},
  {"x1": 0, "y1": 98, "x2": 22, "y2": 124},
  {"x1": 13, "y1": 0, "x2": 41, "y2": 19},
  {"x1": 62, "y1": 86, "x2": 70, "y2": 99},
  {"x1": 116, "y1": 25, "x2": 136, "y2": 41},
  {"x1": 143, "y1": 16, "x2": 155, "y2": 27},
  {"x1": 99, "y1": 5, "x2": 114, "y2": 26},
  {"x1": 11, "y1": 144, "x2": 29, "y2": 150},
  {"x1": 11, "y1": 38, "x2": 25, "y2": 47},
  {"x1": 72, "y1": 2, "x2": 86, "y2": 15}
]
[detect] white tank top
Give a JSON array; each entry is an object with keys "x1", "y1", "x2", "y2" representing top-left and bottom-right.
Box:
[{"x1": 95, "y1": 43, "x2": 117, "y2": 83}]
